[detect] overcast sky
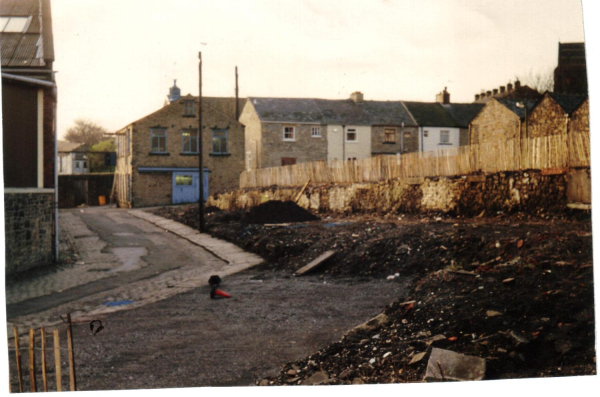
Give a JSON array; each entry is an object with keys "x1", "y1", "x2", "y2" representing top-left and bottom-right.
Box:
[{"x1": 52, "y1": 0, "x2": 587, "y2": 138}]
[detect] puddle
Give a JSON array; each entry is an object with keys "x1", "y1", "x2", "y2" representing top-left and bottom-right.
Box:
[
  {"x1": 103, "y1": 300, "x2": 134, "y2": 307},
  {"x1": 111, "y1": 247, "x2": 147, "y2": 272},
  {"x1": 113, "y1": 232, "x2": 135, "y2": 236}
]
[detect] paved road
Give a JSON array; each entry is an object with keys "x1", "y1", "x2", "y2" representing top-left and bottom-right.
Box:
[{"x1": 6, "y1": 207, "x2": 410, "y2": 390}]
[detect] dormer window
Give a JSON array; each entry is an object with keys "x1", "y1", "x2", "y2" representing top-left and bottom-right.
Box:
[{"x1": 183, "y1": 101, "x2": 195, "y2": 117}]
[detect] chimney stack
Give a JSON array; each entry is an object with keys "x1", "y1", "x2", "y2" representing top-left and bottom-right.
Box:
[
  {"x1": 515, "y1": 80, "x2": 521, "y2": 89},
  {"x1": 493, "y1": 88, "x2": 498, "y2": 96},
  {"x1": 350, "y1": 91, "x2": 364, "y2": 103},
  {"x1": 500, "y1": 86, "x2": 506, "y2": 94},
  {"x1": 507, "y1": 83, "x2": 513, "y2": 92},
  {"x1": 475, "y1": 94, "x2": 480, "y2": 101},
  {"x1": 486, "y1": 90, "x2": 492, "y2": 97},
  {"x1": 436, "y1": 87, "x2": 450, "y2": 104}
]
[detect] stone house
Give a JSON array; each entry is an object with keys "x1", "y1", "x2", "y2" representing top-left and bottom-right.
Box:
[
  {"x1": 403, "y1": 101, "x2": 462, "y2": 153},
  {"x1": 527, "y1": 92, "x2": 588, "y2": 138},
  {"x1": 57, "y1": 141, "x2": 90, "y2": 174},
  {"x1": 239, "y1": 92, "x2": 418, "y2": 170},
  {"x1": 114, "y1": 83, "x2": 245, "y2": 208},
  {"x1": 469, "y1": 98, "x2": 536, "y2": 145},
  {"x1": 2, "y1": 0, "x2": 58, "y2": 275}
]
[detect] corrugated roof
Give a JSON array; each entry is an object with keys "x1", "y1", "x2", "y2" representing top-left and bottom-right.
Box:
[
  {"x1": 403, "y1": 102, "x2": 459, "y2": 127},
  {"x1": 0, "y1": 0, "x2": 53, "y2": 68},
  {"x1": 443, "y1": 103, "x2": 485, "y2": 128},
  {"x1": 249, "y1": 97, "x2": 417, "y2": 126}
]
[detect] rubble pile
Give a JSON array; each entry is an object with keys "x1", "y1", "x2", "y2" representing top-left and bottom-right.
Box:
[{"x1": 151, "y1": 205, "x2": 595, "y2": 382}]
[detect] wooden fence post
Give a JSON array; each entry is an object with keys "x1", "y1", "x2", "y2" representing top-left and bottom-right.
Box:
[
  {"x1": 28, "y1": 328, "x2": 36, "y2": 392},
  {"x1": 53, "y1": 329, "x2": 62, "y2": 392},
  {"x1": 13, "y1": 327, "x2": 23, "y2": 393},
  {"x1": 41, "y1": 327, "x2": 48, "y2": 392},
  {"x1": 67, "y1": 314, "x2": 76, "y2": 391}
]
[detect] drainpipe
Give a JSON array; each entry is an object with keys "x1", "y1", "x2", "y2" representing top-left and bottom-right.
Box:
[
  {"x1": 53, "y1": 84, "x2": 59, "y2": 263},
  {"x1": 342, "y1": 125, "x2": 346, "y2": 161}
]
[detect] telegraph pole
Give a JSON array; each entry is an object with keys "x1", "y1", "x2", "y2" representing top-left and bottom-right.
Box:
[{"x1": 198, "y1": 52, "x2": 205, "y2": 232}]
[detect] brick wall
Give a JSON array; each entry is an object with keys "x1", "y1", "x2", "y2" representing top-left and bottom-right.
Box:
[
  {"x1": 259, "y1": 122, "x2": 328, "y2": 168},
  {"x1": 527, "y1": 96, "x2": 568, "y2": 138},
  {"x1": 371, "y1": 126, "x2": 419, "y2": 154},
  {"x1": 4, "y1": 191, "x2": 54, "y2": 275},
  {"x1": 124, "y1": 96, "x2": 245, "y2": 207},
  {"x1": 470, "y1": 100, "x2": 522, "y2": 144}
]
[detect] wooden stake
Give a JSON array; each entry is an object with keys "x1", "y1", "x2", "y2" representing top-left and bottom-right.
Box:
[
  {"x1": 28, "y1": 329, "x2": 36, "y2": 392},
  {"x1": 53, "y1": 329, "x2": 62, "y2": 392},
  {"x1": 67, "y1": 314, "x2": 76, "y2": 391},
  {"x1": 41, "y1": 327, "x2": 48, "y2": 392},
  {"x1": 13, "y1": 327, "x2": 23, "y2": 393},
  {"x1": 294, "y1": 178, "x2": 311, "y2": 203}
]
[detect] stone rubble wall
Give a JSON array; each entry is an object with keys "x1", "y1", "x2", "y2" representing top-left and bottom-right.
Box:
[
  {"x1": 207, "y1": 170, "x2": 573, "y2": 216},
  {"x1": 4, "y1": 192, "x2": 54, "y2": 275}
]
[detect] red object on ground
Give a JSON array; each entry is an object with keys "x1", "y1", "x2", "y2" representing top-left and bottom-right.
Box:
[{"x1": 214, "y1": 289, "x2": 231, "y2": 298}]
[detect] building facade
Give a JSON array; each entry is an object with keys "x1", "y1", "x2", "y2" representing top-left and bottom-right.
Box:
[
  {"x1": 2, "y1": 0, "x2": 57, "y2": 275},
  {"x1": 115, "y1": 89, "x2": 245, "y2": 208}
]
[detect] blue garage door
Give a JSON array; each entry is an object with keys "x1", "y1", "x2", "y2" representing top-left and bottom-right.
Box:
[{"x1": 172, "y1": 171, "x2": 209, "y2": 204}]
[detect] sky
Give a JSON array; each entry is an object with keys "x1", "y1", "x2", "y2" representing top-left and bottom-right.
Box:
[{"x1": 52, "y1": 0, "x2": 586, "y2": 138}]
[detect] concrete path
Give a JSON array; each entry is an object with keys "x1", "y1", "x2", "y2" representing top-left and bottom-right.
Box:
[{"x1": 6, "y1": 207, "x2": 263, "y2": 333}]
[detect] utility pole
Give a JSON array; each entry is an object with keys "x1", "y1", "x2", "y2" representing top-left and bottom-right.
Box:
[
  {"x1": 235, "y1": 66, "x2": 239, "y2": 120},
  {"x1": 198, "y1": 52, "x2": 205, "y2": 232}
]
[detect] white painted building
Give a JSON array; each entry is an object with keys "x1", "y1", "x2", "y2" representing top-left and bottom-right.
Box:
[
  {"x1": 327, "y1": 124, "x2": 372, "y2": 161},
  {"x1": 57, "y1": 141, "x2": 89, "y2": 175}
]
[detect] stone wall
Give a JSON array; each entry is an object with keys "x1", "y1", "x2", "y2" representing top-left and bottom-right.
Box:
[
  {"x1": 4, "y1": 191, "x2": 54, "y2": 275},
  {"x1": 528, "y1": 95, "x2": 568, "y2": 138},
  {"x1": 207, "y1": 170, "x2": 572, "y2": 216},
  {"x1": 260, "y1": 122, "x2": 328, "y2": 167},
  {"x1": 240, "y1": 100, "x2": 263, "y2": 170},
  {"x1": 470, "y1": 99, "x2": 522, "y2": 144},
  {"x1": 371, "y1": 126, "x2": 419, "y2": 155},
  {"x1": 570, "y1": 98, "x2": 589, "y2": 135},
  {"x1": 132, "y1": 172, "x2": 172, "y2": 208}
]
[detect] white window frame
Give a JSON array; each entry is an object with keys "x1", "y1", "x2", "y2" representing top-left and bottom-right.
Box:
[
  {"x1": 440, "y1": 130, "x2": 450, "y2": 144},
  {"x1": 150, "y1": 128, "x2": 168, "y2": 153},
  {"x1": 311, "y1": 126, "x2": 322, "y2": 138},
  {"x1": 183, "y1": 100, "x2": 195, "y2": 116},
  {"x1": 283, "y1": 126, "x2": 296, "y2": 141},
  {"x1": 346, "y1": 128, "x2": 357, "y2": 142}
]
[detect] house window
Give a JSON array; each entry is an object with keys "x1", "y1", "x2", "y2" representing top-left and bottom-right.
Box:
[
  {"x1": 0, "y1": 17, "x2": 30, "y2": 33},
  {"x1": 384, "y1": 128, "x2": 396, "y2": 143},
  {"x1": 151, "y1": 128, "x2": 167, "y2": 153},
  {"x1": 175, "y1": 175, "x2": 193, "y2": 185},
  {"x1": 183, "y1": 101, "x2": 195, "y2": 116},
  {"x1": 311, "y1": 127, "x2": 322, "y2": 137},
  {"x1": 211, "y1": 130, "x2": 228, "y2": 154},
  {"x1": 424, "y1": 130, "x2": 429, "y2": 137},
  {"x1": 346, "y1": 129, "x2": 357, "y2": 142},
  {"x1": 348, "y1": 157, "x2": 357, "y2": 162},
  {"x1": 281, "y1": 157, "x2": 297, "y2": 166},
  {"x1": 283, "y1": 126, "x2": 296, "y2": 141},
  {"x1": 440, "y1": 130, "x2": 450, "y2": 144},
  {"x1": 182, "y1": 129, "x2": 199, "y2": 153}
]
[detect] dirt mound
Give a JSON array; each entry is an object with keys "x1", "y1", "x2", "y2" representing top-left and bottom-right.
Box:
[{"x1": 244, "y1": 200, "x2": 320, "y2": 224}]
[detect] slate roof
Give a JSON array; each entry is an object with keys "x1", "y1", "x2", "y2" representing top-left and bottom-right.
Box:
[
  {"x1": 495, "y1": 98, "x2": 537, "y2": 119},
  {"x1": 547, "y1": 92, "x2": 587, "y2": 115},
  {"x1": 248, "y1": 97, "x2": 417, "y2": 126},
  {"x1": 0, "y1": 0, "x2": 54, "y2": 68},
  {"x1": 57, "y1": 141, "x2": 86, "y2": 153},
  {"x1": 402, "y1": 102, "x2": 459, "y2": 127},
  {"x1": 442, "y1": 103, "x2": 485, "y2": 128}
]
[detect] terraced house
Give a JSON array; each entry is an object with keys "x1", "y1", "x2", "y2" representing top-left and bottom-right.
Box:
[
  {"x1": 114, "y1": 82, "x2": 245, "y2": 207},
  {"x1": 239, "y1": 92, "x2": 418, "y2": 170}
]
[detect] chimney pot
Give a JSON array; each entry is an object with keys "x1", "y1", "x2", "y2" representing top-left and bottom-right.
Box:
[
  {"x1": 475, "y1": 94, "x2": 480, "y2": 101},
  {"x1": 515, "y1": 80, "x2": 521, "y2": 89},
  {"x1": 486, "y1": 91, "x2": 492, "y2": 97},
  {"x1": 493, "y1": 88, "x2": 499, "y2": 95},
  {"x1": 500, "y1": 86, "x2": 506, "y2": 93},
  {"x1": 507, "y1": 83, "x2": 513, "y2": 91},
  {"x1": 350, "y1": 91, "x2": 364, "y2": 103}
]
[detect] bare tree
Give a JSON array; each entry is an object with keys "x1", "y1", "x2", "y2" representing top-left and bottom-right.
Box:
[
  {"x1": 64, "y1": 119, "x2": 108, "y2": 147},
  {"x1": 516, "y1": 67, "x2": 555, "y2": 94}
]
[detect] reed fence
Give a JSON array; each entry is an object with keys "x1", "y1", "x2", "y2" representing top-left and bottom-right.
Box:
[{"x1": 240, "y1": 132, "x2": 590, "y2": 188}]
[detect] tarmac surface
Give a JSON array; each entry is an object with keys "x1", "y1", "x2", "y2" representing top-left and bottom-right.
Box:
[{"x1": 5, "y1": 206, "x2": 409, "y2": 390}]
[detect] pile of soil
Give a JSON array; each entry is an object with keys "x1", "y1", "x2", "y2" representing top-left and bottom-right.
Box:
[
  {"x1": 244, "y1": 200, "x2": 320, "y2": 224},
  {"x1": 150, "y1": 205, "x2": 595, "y2": 382}
]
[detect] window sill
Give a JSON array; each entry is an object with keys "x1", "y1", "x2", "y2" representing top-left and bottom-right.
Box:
[
  {"x1": 311, "y1": 136, "x2": 322, "y2": 138},
  {"x1": 149, "y1": 152, "x2": 170, "y2": 156},
  {"x1": 180, "y1": 152, "x2": 199, "y2": 156},
  {"x1": 438, "y1": 143, "x2": 453, "y2": 146},
  {"x1": 283, "y1": 139, "x2": 296, "y2": 142},
  {"x1": 383, "y1": 141, "x2": 397, "y2": 145},
  {"x1": 209, "y1": 153, "x2": 231, "y2": 157}
]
